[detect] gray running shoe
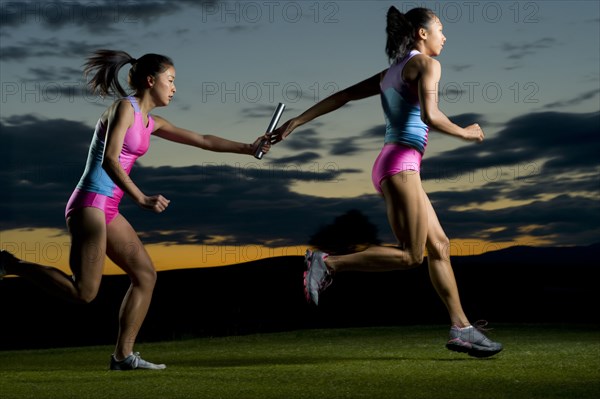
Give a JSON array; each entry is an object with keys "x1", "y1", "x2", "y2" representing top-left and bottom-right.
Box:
[
  {"x1": 110, "y1": 352, "x2": 166, "y2": 370},
  {"x1": 446, "y1": 321, "x2": 503, "y2": 358},
  {"x1": 303, "y1": 249, "x2": 333, "y2": 306}
]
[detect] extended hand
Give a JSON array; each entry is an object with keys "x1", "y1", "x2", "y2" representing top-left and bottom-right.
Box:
[
  {"x1": 269, "y1": 119, "x2": 297, "y2": 144},
  {"x1": 251, "y1": 133, "x2": 272, "y2": 155}
]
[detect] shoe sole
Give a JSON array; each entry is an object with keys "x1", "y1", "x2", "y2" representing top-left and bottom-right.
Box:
[
  {"x1": 446, "y1": 342, "x2": 503, "y2": 358},
  {"x1": 303, "y1": 250, "x2": 317, "y2": 305}
]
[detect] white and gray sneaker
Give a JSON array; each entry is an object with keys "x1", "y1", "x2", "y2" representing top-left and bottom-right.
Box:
[
  {"x1": 446, "y1": 321, "x2": 503, "y2": 358},
  {"x1": 110, "y1": 352, "x2": 166, "y2": 370},
  {"x1": 303, "y1": 249, "x2": 333, "y2": 306}
]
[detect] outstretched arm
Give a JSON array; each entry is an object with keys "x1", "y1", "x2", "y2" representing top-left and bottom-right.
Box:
[
  {"x1": 418, "y1": 57, "x2": 484, "y2": 142},
  {"x1": 152, "y1": 115, "x2": 269, "y2": 155},
  {"x1": 272, "y1": 71, "x2": 385, "y2": 142}
]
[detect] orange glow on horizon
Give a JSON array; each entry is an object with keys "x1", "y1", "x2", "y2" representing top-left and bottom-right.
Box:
[{"x1": 1, "y1": 228, "x2": 552, "y2": 276}]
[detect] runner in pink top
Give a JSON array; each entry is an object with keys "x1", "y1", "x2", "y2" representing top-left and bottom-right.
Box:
[
  {"x1": 272, "y1": 7, "x2": 502, "y2": 357},
  {"x1": 1, "y1": 50, "x2": 272, "y2": 370},
  {"x1": 65, "y1": 96, "x2": 155, "y2": 224}
]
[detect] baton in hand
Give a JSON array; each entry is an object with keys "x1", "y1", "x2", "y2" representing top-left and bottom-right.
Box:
[{"x1": 254, "y1": 102, "x2": 285, "y2": 160}]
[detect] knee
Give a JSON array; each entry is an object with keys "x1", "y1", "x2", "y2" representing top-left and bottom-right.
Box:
[
  {"x1": 427, "y1": 236, "x2": 451, "y2": 260},
  {"x1": 406, "y1": 251, "x2": 425, "y2": 267},
  {"x1": 398, "y1": 246, "x2": 425, "y2": 268},
  {"x1": 131, "y1": 266, "x2": 157, "y2": 289},
  {"x1": 76, "y1": 285, "x2": 100, "y2": 304}
]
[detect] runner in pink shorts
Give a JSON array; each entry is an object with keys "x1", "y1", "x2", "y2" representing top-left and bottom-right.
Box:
[
  {"x1": 1, "y1": 50, "x2": 272, "y2": 369},
  {"x1": 65, "y1": 95, "x2": 153, "y2": 225},
  {"x1": 272, "y1": 6, "x2": 502, "y2": 357}
]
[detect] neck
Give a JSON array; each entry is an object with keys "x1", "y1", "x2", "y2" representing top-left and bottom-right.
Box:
[{"x1": 133, "y1": 92, "x2": 157, "y2": 115}]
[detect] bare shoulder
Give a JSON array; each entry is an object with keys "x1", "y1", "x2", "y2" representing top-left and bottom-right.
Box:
[
  {"x1": 102, "y1": 98, "x2": 134, "y2": 125},
  {"x1": 150, "y1": 114, "x2": 170, "y2": 131},
  {"x1": 413, "y1": 54, "x2": 440, "y2": 70},
  {"x1": 404, "y1": 54, "x2": 439, "y2": 81}
]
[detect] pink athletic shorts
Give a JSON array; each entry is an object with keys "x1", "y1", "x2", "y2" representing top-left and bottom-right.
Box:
[
  {"x1": 371, "y1": 143, "x2": 422, "y2": 194},
  {"x1": 65, "y1": 189, "x2": 120, "y2": 225}
]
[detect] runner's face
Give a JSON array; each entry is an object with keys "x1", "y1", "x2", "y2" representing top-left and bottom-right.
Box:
[
  {"x1": 150, "y1": 66, "x2": 176, "y2": 106},
  {"x1": 423, "y1": 17, "x2": 446, "y2": 57}
]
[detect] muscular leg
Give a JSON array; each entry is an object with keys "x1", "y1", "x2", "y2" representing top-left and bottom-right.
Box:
[
  {"x1": 422, "y1": 191, "x2": 470, "y2": 327},
  {"x1": 3, "y1": 207, "x2": 106, "y2": 303},
  {"x1": 325, "y1": 171, "x2": 429, "y2": 272},
  {"x1": 106, "y1": 214, "x2": 157, "y2": 360}
]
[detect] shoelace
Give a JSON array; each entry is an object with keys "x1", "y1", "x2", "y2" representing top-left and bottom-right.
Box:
[
  {"x1": 473, "y1": 320, "x2": 493, "y2": 333},
  {"x1": 130, "y1": 352, "x2": 142, "y2": 368}
]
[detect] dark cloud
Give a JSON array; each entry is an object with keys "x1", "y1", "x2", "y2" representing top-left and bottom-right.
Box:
[
  {"x1": 361, "y1": 125, "x2": 384, "y2": 139},
  {"x1": 0, "y1": 115, "x2": 94, "y2": 228},
  {"x1": 500, "y1": 37, "x2": 558, "y2": 60},
  {"x1": 25, "y1": 66, "x2": 82, "y2": 82},
  {"x1": 329, "y1": 138, "x2": 360, "y2": 156},
  {"x1": 422, "y1": 111, "x2": 600, "y2": 180},
  {"x1": 447, "y1": 64, "x2": 473, "y2": 72},
  {"x1": 215, "y1": 25, "x2": 261, "y2": 34},
  {"x1": 0, "y1": 114, "x2": 376, "y2": 246},
  {"x1": 1, "y1": 38, "x2": 115, "y2": 62},
  {"x1": 0, "y1": 1, "x2": 222, "y2": 63},
  {"x1": 543, "y1": 89, "x2": 600, "y2": 110},
  {"x1": 279, "y1": 129, "x2": 322, "y2": 151},
  {"x1": 420, "y1": 110, "x2": 600, "y2": 245},
  {"x1": 0, "y1": 1, "x2": 218, "y2": 34},
  {"x1": 2, "y1": 110, "x2": 599, "y2": 248},
  {"x1": 434, "y1": 193, "x2": 600, "y2": 246},
  {"x1": 266, "y1": 151, "x2": 322, "y2": 165}
]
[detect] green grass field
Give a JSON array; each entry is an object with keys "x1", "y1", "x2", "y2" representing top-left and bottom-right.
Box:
[{"x1": 1, "y1": 324, "x2": 598, "y2": 399}]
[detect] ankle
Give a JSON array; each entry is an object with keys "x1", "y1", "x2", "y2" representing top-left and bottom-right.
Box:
[
  {"x1": 323, "y1": 254, "x2": 336, "y2": 273},
  {"x1": 452, "y1": 320, "x2": 471, "y2": 329}
]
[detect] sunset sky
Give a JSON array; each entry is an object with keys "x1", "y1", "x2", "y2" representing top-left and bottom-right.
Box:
[{"x1": 1, "y1": 0, "x2": 599, "y2": 274}]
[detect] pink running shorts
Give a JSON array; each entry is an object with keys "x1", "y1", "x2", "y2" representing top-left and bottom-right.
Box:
[
  {"x1": 65, "y1": 189, "x2": 120, "y2": 225},
  {"x1": 371, "y1": 143, "x2": 422, "y2": 194}
]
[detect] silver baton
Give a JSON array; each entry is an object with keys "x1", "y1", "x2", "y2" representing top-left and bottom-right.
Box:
[{"x1": 254, "y1": 102, "x2": 285, "y2": 160}]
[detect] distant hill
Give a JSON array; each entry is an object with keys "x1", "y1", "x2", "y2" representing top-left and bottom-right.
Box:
[{"x1": 0, "y1": 244, "x2": 598, "y2": 350}]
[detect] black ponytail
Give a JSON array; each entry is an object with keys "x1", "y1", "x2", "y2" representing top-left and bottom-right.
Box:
[
  {"x1": 83, "y1": 49, "x2": 134, "y2": 97},
  {"x1": 385, "y1": 6, "x2": 436, "y2": 63},
  {"x1": 83, "y1": 50, "x2": 173, "y2": 97}
]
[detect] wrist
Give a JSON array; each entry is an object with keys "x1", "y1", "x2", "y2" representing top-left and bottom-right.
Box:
[
  {"x1": 293, "y1": 117, "x2": 306, "y2": 128},
  {"x1": 134, "y1": 192, "x2": 146, "y2": 205}
]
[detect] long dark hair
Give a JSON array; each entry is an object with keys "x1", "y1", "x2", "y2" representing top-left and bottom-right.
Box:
[
  {"x1": 83, "y1": 50, "x2": 174, "y2": 97},
  {"x1": 385, "y1": 6, "x2": 436, "y2": 63}
]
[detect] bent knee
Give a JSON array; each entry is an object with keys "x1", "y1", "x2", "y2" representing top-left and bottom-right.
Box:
[
  {"x1": 406, "y1": 251, "x2": 425, "y2": 267},
  {"x1": 130, "y1": 266, "x2": 157, "y2": 288},
  {"x1": 427, "y1": 237, "x2": 451, "y2": 260},
  {"x1": 396, "y1": 247, "x2": 424, "y2": 268},
  {"x1": 76, "y1": 286, "x2": 100, "y2": 304}
]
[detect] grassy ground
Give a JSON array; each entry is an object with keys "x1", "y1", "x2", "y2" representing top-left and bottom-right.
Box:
[{"x1": 0, "y1": 324, "x2": 598, "y2": 399}]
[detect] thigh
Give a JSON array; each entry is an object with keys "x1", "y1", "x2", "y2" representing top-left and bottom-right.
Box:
[
  {"x1": 67, "y1": 207, "x2": 107, "y2": 291},
  {"x1": 106, "y1": 214, "x2": 155, "y2": 282},
  {"x1": 380, "y1": 171, "x2": 428, "y2": 251}
]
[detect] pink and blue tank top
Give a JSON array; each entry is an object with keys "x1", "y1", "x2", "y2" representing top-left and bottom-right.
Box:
[
  {"x1": 76, "y1": 96, "x2": 154, "y2": 201},
  {"x1": 380, "y1": 50, "x2": 429, "y2": 154}
]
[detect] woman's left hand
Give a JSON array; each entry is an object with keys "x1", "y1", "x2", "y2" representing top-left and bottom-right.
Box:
[{"x1": 250, "y1": 133, "x2": 272, "y2": 156}]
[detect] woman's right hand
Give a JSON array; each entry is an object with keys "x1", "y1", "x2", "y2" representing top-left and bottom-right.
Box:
[
  {"x1": 139, "y1": 194, "x2": 171, "y2": 213},
  {"x1": 270, "y1": 118, "x2": 299, "y2": 144},
  {"x1": 462, "y1": 123, "x2": 485, "y2": 143}
]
